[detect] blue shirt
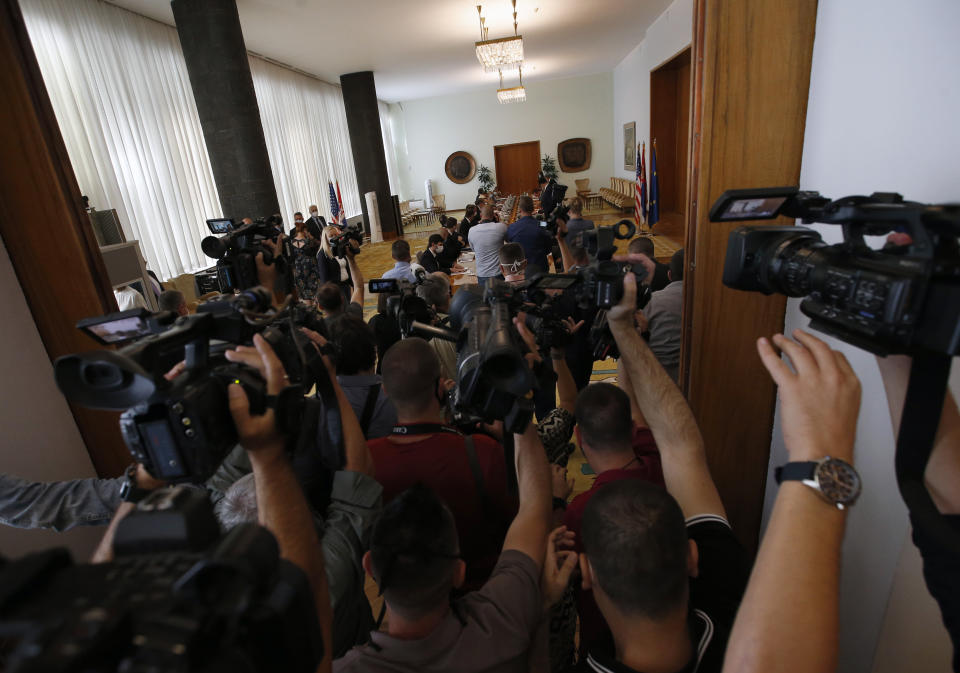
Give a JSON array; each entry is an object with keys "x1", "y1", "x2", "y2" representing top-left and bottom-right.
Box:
[
  {"x1": 507, "y1": 216, "x2": 554, "y2": 274},
  {"x1": 382, "y1": 261, "x2": 417, "y2": 283}
]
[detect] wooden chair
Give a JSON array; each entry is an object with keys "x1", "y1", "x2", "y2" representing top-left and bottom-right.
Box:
[{"x1": 575, "y1": 178, "x2": 590, "y2": 202}]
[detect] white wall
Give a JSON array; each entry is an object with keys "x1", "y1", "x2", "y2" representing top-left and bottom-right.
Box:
[
  {"x1": 760, "y1": 1, "x2": 960, "y2": 671},
  {"x1": 611, "y1": 0, "x2": 693, "y2": 181},
  {"x1": 392, "y1": 72, "x2": 614, "y2": 208},
  {"x1": 0, "y1": 237, "x2": 102, "y2": 560}
]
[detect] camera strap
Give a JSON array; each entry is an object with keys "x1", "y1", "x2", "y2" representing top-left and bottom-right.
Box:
[
  {"x1": 359, "y1": 385, "x2": 380, "y2": 436},
  {"x1": 391, "y1": 423, "x2": 462, "y2": 436},
  {"x1": 895, "y1": 352, "x2": 960, "y2": 557}
]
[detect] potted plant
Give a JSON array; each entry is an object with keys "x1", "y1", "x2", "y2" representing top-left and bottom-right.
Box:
[
  {"x1": 541, "y1": 154, "x2": 558, "y2": 180},
  {"x1": 476, "y1": 164, "x2": 495, "y2": 193}
]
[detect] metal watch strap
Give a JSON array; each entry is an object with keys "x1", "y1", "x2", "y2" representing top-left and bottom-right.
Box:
[{"x1": 774, "y1": 461, "x2": 818, "y2": 484}]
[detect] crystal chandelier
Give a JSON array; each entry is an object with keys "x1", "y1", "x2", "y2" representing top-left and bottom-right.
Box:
[
  {"x1": 475, "y1": 2, "x2": 523, "y2": 73},
  {"x1": 497, "y1": 68, "x2": 526, "y2": 104}
]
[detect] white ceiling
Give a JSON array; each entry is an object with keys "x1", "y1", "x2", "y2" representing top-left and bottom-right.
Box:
[{"x1": 106, "y1": 0, "x2": 673, "y2": 102}]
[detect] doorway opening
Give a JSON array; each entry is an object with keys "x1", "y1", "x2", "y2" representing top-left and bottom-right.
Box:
[
  {"x1": 650, "y1": 47, "x2": 691, "y2": 246},
  {"x1": 493, "y1": 140, "x2": 541, "y2": 195}
]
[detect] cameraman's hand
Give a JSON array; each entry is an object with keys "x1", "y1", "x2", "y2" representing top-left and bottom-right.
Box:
[
  {"x1": 225, "y1": 334, "x2": 287, "y2": 455},
  {"x1": 757, "y1": 330, "x2": 860, "y2": 463},
  {"x1": 541, "y1": 526, "x2": 578, "y2": 611},
  {"x1": 299, "y1": 327, "x2": 336, "y2": 378},
  {"x1": 607, "y1": 272, "x2": 639, "y2": 325},
  {"x1": 255, "y1": 252, "x2": 278, "y2": 295},
  {"x1": 513, "y1": 313, "x2": 543, "y2": 368},
  {"x1": 613, "y1": 252, "x2": 657, "y2": 287}
]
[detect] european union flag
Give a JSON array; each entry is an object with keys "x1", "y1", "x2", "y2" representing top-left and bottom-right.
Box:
[{"x1": 649, "y1": 139, "x2": 660, "y2": 227}]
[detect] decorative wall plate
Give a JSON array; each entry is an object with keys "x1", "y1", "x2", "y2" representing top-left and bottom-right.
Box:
[
  {"x1": 445, "y1": 151, "x2": 476, "y2": 184},
  {"x1": 557, "y1": 138, "x2": 592, "y2": 173}
]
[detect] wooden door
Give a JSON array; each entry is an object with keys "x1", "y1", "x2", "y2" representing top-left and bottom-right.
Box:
[
  {"x1": 651, "y1": 48, "x2": 692, "y2": 219},
  {"x1": 494, "y1": 140, "x2": 541, "y2": 195}
]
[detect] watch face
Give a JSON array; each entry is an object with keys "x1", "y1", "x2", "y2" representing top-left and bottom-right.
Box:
[{"x1": 816, "y1": 458, "x2": 861, "y2": 505}]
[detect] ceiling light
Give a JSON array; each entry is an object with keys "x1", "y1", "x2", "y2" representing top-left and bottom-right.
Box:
[
  {"x1": 497, "y1": 85, "x2": 526, "y2": 103},
  {"x1": 497, "y1": 67, "x2": 526, "y2": 104},
  {"x1": 475, "y1": 1, "x2": 523, "y2": 72}
]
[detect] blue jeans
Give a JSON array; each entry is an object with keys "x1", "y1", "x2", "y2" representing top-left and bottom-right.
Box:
[{"x1": 478, "y1": 274, "x2": 503, "y2": 289}]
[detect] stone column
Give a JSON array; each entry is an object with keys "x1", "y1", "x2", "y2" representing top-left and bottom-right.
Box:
[
  {"x1": 339, "y1": 71, "x2": 398, "y2": 237},
  {"x1": 171, "y1": 0, "x2": 279, "y2": 221}
]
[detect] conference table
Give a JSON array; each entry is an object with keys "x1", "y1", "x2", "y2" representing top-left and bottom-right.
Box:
[{"x1": 450, "y1": 252, "x2": 477, "y2": 291}]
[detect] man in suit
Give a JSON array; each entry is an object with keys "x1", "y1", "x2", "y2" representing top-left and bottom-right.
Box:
[
  {"x1": 420, "y1": 234, "x2": 449, "y2": 274},
  {"x1": 306, "y1": 204, "x2": 326, "y2": 239},
  {"x1": 628, "y1": 237, "x2": 670, "y2": 292},
  {"x1": 507, "y1": 195, "x2": 554, "y2": 276}
]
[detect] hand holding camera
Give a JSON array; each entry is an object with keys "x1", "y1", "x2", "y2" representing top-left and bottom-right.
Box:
[{"x1": 225, "y1": 333, "x2": 288, "y2": 457}]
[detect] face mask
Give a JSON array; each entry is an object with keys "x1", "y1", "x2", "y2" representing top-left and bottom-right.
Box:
[
  {"x1": 436, "y1": 245, "x2": 444, "y2": 253},
  {"x1": 309, "y1": 211, "x2": 318, "y2": 218},
  {"x1": 295, "y1": 218, "x2": 303, "y2": 224}
]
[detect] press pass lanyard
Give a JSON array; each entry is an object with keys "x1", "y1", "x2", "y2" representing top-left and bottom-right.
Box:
[{"x1": 391, "y1": 423, "x2": 462, "y2": 437}]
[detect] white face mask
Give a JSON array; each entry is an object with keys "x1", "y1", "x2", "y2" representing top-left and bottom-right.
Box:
[
  {"x1": 309, "y1": 211, "x2": 318, "y2": 218},
  {"x1": 295, "y1": 218, "x2": 303, "y2": 224},
  {"x1": 436, "y1": 245, "x2": 444, "y2": 253}
]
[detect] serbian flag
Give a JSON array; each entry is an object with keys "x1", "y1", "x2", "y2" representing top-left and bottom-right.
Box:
[
  {"x1": 335, "y1": 180, "x2": 345, "y2": 222},
  {"x1": 649, "y1": 139, "x2": 660, "y2": 228},
  {"x1": 635, "y1": 141, "x2": 647, "y2": 227},
  {"x1": 328, "y1": 182, "x2": 340, "y2": 224}
]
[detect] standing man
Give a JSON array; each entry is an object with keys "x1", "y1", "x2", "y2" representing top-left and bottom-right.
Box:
[
  {"x1": 641, "y1": 249, "x2": 685, "y2": 382},
  {"x1": 628, "y1": 237, "x2": 670, "y2": 291},
  {"x1": 459, "y1": 204, "x2": 481, "y2": 241},
  {"x1": 306, "y1": 204, "x2": 326, "y2": 239},
  {"x1": 468, "y1": 204, "x2": 508, "y2": 288},
  {"x1": 507, "y1": 195, "x2": 554, "y2": 276},
  {"x1": 564, "y1": 198, "x2": 595, "y2": 248}
]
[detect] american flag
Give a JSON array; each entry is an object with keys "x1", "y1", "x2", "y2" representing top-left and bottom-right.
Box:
[
  {"x1": 335, "y1": 180, "x2": 345, "y2": 222},
  {"x1": 328, "y1": 182, "x2": 339, "y2": 224},
  {"x1": 636, "y1": 141, "x2": 647, "y2": 228}
]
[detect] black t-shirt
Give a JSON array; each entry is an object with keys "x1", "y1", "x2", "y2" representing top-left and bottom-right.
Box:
[
  {"x1": 568, "y1": 515, "x2": 748, "y2": 673},
  {"x1": 439, "y1": 233, "x2": 464, "y2": 268}
]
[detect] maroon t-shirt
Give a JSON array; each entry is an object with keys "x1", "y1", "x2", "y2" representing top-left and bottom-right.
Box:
[
  {"x1": 368, "y1": 432, "x2": 518, "y2": 590},
  {"x1": 563, "y1": 425, "x2": 665, "y2": 659}
]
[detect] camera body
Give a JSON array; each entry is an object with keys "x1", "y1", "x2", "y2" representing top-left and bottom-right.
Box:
[
  {"x1": 539, "y1": 202, "x2": 571, "y2": 236},
  {"x1": 55, "y1": 289, "x2": 331, "y2": 483},
  {"x1": 713, "y1": 188, "x2": 960, "y2": 355},
  {"x1": 329, "y1": 222, "x2": 364, "y2": 259},
  {"x1": 368, "y1": 273, "x2": 436, "y2": 338},
  {"x1": 0, "y1": 487, "x2": 322, "y2": 673},
  {"x1": 201, "y1": 216, "x2": 285, "y2": 292}
]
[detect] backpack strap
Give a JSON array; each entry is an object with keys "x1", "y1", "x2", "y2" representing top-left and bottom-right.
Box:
[{"x1": 359, "y1": 384, "x2": 380, "y2": 436}]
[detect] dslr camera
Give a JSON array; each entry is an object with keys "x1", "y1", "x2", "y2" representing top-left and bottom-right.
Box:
[
  {"x1": 712, "y1": 187, "x2": 960, "y2": 355},
  {"x1": 0, "y1": 486, "x2": 322, "y2": 673},
  {"x1": 202, "y1": 215, "x2": 286, "y2": 292},
  {"x1": 328, "y1": 221, "x2": 364, "y2": 259},
  {"x1": 55, "y1": 288, "x2": 333, "y2": 483}
]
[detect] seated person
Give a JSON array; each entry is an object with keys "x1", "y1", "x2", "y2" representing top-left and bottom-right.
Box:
[
  {"x1": 438, "y1": 218, "x2": 466, "y2": 272},
  {"x1": 628, "y1": 236, "x2": 670, "y2": 291},
  {"x1": 459, "y1": 204, "x2": 480, "y2": 241},
  {"x1": 569, "y1": 274, "x2": 749, "y2": 672},
  {"x1": 641, "y1": 249, "x2": 684, "y2": 382},
  {"x1": 416, "y1": 273, "x2": 457, "y2": 380},
  {"x1": 507, "y1": 195, "x2": 554, "y2": 275},
  {"x1": 366, "y1": 338, "x2": 518, "y2": 589},
  {"x1": 336, "y1": 409, "x2": 554, "y2": 671},
  {"x1": 158, "y1": 289, "x2": 188, "y2": 316},
  {"x1": 420, "y1": 234, "x2": 449, "y2": 274},
  {"x1": 564, "y1": 198, "x2": 595, "y2": 248},
  {"x1": 382, "y1": 239, "x2": 418, "y2": 283}
]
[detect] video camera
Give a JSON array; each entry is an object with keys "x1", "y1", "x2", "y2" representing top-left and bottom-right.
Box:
[
  {"x1": 201, "y1": 215, "x2": 286, "y2": 292},
  {"x1": 54, "y1": 288, "x2": 334, "y2": 484},
  {"x1": 0, "y1": 486, "x2": 322, "y2": 673},
  {"x1": 711, "y1": 187, "x2": 960, "y2": 355},
  {"x1": 328, "y1": 221, "x2": 364, "y2": 259},
  {"x1": 368, "y1": 271, "x2": 437, "y2": 338},
  {"x1": 539, "y1": 202, "x2": 571, "y2": 236}
]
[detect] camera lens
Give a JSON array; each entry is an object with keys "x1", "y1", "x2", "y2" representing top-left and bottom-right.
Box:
[{"x1": 765, "y1": 234, "x2": 830, "y2": 296}]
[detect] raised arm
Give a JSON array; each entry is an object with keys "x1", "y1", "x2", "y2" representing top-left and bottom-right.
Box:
[
  {"x1": 345, "y1": 246, "x2": 364, "y2": 308},
  {"x1": 723, "y1": 330, "x2": 860, "y2": 673},
  {"x1": 552, "y1": 342, "x2": 578, "y2": 414},
  {"x1": 607, "y1": 273, "x2": 724, "y2": 518},
  {"x1": 226, "y1": 334, "x2": 332, "y2": 673},
  {"x1": 556, "y1": 220, "x2": 575, "y2": 272}
]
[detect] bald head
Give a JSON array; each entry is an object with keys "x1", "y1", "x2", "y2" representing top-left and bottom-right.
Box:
[{"x1": 381, "y1": 338, "x2": 442, "y2": 417}]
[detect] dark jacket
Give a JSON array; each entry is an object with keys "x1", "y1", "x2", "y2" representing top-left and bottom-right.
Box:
[
  {"x1": 317, "y1": 249, "x2": 353, "y2": 287},
  {"x1": 507, "y1": 216, "x2": 554, "y2": 274}
]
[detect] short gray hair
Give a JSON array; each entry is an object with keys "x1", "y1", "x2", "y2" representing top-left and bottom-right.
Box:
[
  {"x1": 215, "y1": 472, "x2": 258, "y2": 529},
  {"x1": 417, "y1": 273, "x2": 450, "y2": 311}
]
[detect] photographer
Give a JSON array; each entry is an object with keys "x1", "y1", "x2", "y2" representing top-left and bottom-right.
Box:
[
  {"x1": 468, "y1": 204, "x2": 508, "y2": 289},
  {"x1": 90, "y1": 335, "x2": 335, "y2": 672},
  {"x1": 416, "y1": 272, "x2": 458, "y2": 381},
  {"x1": 317, "y1": 243, "x2": 364, "y2": 324},
  {"x1": 568, "y1": 272, "x2": 749, "y2": 673},
  {"x1": 563, "y1": 198, "x2": 595, "y2": 248},
  {"x1": 318, "y1": 225, "x2": 359, "y2": 304},
  {"x1": 367, "y1": 338, "x2": 519, "y2": 590}
]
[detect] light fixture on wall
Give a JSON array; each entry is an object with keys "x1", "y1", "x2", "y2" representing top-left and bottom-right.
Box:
[
  {"x1": 475, "y1": 2, "x2": 523, "y2": 73},
  {"x1": 497, "y1": 67, "x2": 526, "y2": 104}
]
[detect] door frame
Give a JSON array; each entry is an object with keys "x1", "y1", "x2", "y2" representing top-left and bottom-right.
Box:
[{"x1": 493, "y1": 140, "x2": 541, "y2": 194}]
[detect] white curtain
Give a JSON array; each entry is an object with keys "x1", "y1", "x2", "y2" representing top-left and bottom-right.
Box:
[
  {"x1": 20, "y1": 0, "x2": 367, "y2": 280},
  {"x1": 20, "y1": 0, "x2": 222, "y2": 280},
  {"x1": 379, "y1": 100, "x2": 402, "y2": 198},
  {"x1": 249, "y1": 56, "x2": 361, "y2": 224}
]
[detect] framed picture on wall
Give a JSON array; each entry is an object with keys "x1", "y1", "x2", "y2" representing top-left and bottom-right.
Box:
[
  {"x1": 623, "y1": 122, "x2": 636, "y2": 170},
  {"x1": 557, "y1": 138, "x2": 592, "y2": 172}
]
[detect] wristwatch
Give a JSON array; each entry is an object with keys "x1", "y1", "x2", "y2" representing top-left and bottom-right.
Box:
[
  {"x1": 119, "y1": 463, "x2": 153, "y2": 504},
  {"x1": 774, "y1": 456, "x2": 861, "y2": 510}
]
